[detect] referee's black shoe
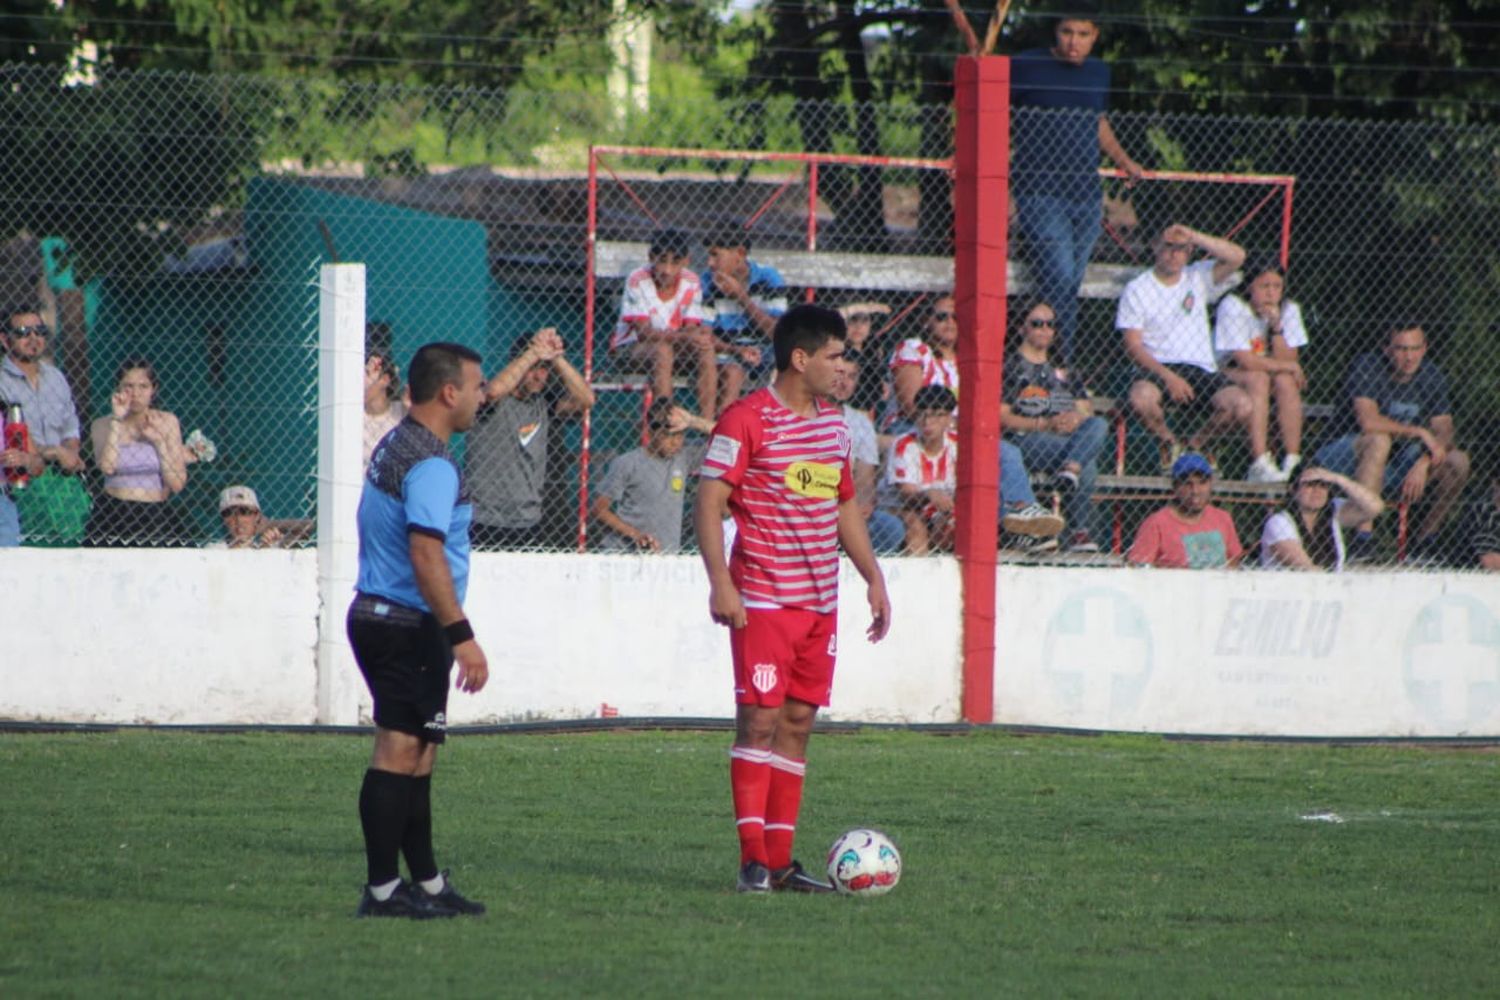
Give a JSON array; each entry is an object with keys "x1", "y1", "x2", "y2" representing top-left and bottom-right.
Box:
[
  {"x1": 355, "y1": 881, "x2": 458, "y2": 920},
  {"x1": 771, "y1": 860, "x2": 835, "y2": 893},
  {"x1": 420, "y1": 870, "x2": 487, "y2": 916}
]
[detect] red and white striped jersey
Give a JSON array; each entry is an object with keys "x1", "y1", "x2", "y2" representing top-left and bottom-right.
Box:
[
  {"x1": 700, "y1": 387, "x2": 854, "y2": 613},
  {"x1": 611, "y1": 266, "x2": 706, "y2": 350},
  {"x1": 888, "y1": 337, "x2": 959, "y2": 394},
  {"x1": 886, "y1": 431, "x2": 958, "y2": 492}
]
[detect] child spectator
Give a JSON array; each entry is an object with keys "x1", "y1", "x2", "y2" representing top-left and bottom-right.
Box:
[
  {"x1": 592, "y1": 398, "x2": 709, "y2": 553},
  {"x1": 882, "y1": 385, "x2": 960, "y2": 555}
]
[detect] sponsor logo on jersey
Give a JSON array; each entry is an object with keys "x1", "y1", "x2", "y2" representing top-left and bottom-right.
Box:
[
  {"x1": 785, "y1": 461, "x2": 841, "y2": 499},
  {"x1": 827, "y1": 634, "x2": 838, "y2": 657},
  {"x1": 517, "y1": 422, "x2": 541, "y2": 447},
  {"x1": 751, "y1": 662, "x2": 778, "y2": 693}
]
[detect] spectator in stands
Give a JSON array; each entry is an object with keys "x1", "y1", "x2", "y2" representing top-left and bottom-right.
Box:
[
  {"x1": 1, "y1": 305, "x2": 88, "y2": 545},
  {"x1": 999, "y1": 438, "x2": 1068, "y2": 552},
  {"x1": 1464, "y1": 464, "x2": 1500, "y2": 571},
  {"x1": 363, "y1": 348, "x2": 405, "y2": 472},
  {"x1": 1215, "y1": 257, "x2": 1310, "y2": 482},
  {"x1": 1118, "y1": 223, "x2": 1257, "y2": 476},
  {"x1": 837, "y1": 300, "x2": 891, "y2": 357},
  {"x1": 592, "y1": 398, "x2": 709, "y2": 554},
  {"x1": 467, "y1": 328, "x2": 595, "y2": 550},
  {"x1": 831, "y1": 352, "x2": 904, "y2": 555},
  {"x1": 1128, "y1": 452, "x2": 1244, "y2": 569},
  {"x1": 701, "y1": 225, "x2": 787, "y2": 415},
  {"x1": 1010, "y1": 2, "x2": 1144, "y2": 368},
  {"x1": 86, "y1": 357, "x2": 191, "y2": 546},
  {"x1": 610, "y1": 229, "x2": 724, "y2": 420},
  {"x1": 1259, "y1": 466, "x2": 1384, "y2": 572},
  {"x1": 885, "y1": 293, "x2": 959, "y2": 434},
  {"x1": 208, "y1": 484, "x2": 311, "y2": 550},
  {"x1": 838, "y1": 300, "x2": 893, "y2": 417},
  {"x1": 1313, "y1": 323, "x2": 1471, "y2": 564},
  {"x1": 882, "y1": 385, "x2": 960, "y2": 555},
  {"x1": 1001, "y1": 298, "x2": 1108, "y2": 553}
]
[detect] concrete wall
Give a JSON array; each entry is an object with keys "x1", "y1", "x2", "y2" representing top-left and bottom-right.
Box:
[{"x1": 5, "y1": 549, "x2": 1497, "y2": 737}]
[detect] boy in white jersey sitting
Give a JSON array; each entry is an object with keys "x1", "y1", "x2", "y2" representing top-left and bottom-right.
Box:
[{"x1": 882, "y1": 384, "x2": 960, "y2": 555}]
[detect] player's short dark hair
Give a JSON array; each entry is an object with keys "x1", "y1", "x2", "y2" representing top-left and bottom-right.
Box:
[
  {"x1": 703, "y1": 222, "x2": 751, "y2": 253},
  {"x1": 4, "y1": 302, "x2": 40, "y2": 324},
  {"x1": 773, "y1": 304, "x2": 845, "y2": 372},
  {"x1": 649, "y1": 228, "x2": 691, "y2": 259},
  {"x1": 913, "y1": 384, "x2": 957, "y2": 415},
  {"x1": 408, "y1": 341, "x2": 481, "y2": 404}
]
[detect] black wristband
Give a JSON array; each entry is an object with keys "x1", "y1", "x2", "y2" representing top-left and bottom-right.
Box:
[{"x1": 443, "y1": 618, "x2": 475, "y2": 646}]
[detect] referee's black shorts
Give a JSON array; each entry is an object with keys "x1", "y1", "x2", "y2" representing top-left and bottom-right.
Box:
[{"x1": 347, "y1": 592, "x2": 453, "y2": 744}]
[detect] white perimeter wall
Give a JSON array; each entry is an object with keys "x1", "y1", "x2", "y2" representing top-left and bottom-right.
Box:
[{"x1": 4, "y1": 549, "x2": 1498, "y2": 737}]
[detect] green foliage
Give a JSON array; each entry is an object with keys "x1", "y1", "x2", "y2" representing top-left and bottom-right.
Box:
[
  {"x1": 3, "y1": 729, "x2": 1499, "y2": 996},
  {"x1": 0, "y1": 68, "x2": 259, "y2": 279}
]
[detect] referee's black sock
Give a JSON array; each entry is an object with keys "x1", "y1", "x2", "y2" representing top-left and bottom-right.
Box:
[
  {"x1": 402, "y1": 774, "x2": 438, "y2": 885},
  {"x1": 359, "y1": 768, "x2": 412, "y2": 887}
]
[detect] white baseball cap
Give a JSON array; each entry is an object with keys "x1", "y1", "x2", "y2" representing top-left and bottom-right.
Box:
[{"x1": 219, "y1": 485, "x2": 261, "y2": 513}]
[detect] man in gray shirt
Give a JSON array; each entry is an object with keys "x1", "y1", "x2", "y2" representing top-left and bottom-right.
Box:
[
  {"x1": 466, "y1": 327, "x2": 594, "y2": 550},
  {"x1": 592, "y1": 399, "x2": 710, "y2": 553}
]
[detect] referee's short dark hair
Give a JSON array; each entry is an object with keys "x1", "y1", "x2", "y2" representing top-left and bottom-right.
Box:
[
  {"x1": 773, "y1": 304, "x2": 846, "y2": 372},
  {"x1": 408, "y1": 341, "x2": 482, "y2": 404}
]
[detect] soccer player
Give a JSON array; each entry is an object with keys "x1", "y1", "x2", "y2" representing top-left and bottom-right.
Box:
[
  {"x1": 347, "y1": 341, "x2": 491, "y2": 919},
  {"x1": 694, "y1": 304, "x2": 893, "y2": 894}
]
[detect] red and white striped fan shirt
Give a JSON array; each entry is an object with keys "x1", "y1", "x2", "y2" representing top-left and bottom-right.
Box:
[{"x1": 700, "y1": 387, "x2": 854, "y2": 613}]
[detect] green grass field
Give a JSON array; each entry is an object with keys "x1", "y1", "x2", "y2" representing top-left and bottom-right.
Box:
[{"x1": 2, "y1": 729, "x2": 1497, "y2": 998}]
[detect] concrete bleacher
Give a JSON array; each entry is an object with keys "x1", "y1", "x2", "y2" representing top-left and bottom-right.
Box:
[{"x1": 592, "y1": 240, "x2": 1139, "y2": 298}]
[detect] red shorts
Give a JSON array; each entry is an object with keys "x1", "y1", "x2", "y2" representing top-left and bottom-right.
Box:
[{"x1": 730, "y1": 608, "x2": 839, "y2": 708}]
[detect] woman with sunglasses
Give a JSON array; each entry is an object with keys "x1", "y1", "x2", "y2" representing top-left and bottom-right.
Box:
[
  {"x1": 1259, "y1": 465, "x2": 1383, "y2": 571},
  {"x1": 1001, "y1": 298, "x2": 1109, "y2": 552},
  {"x1": 884, "y1": 293, "x2": 959, "y2": 434},
  {"x1": 86, "y1": 357, "x2": 191, "y2": 546}
]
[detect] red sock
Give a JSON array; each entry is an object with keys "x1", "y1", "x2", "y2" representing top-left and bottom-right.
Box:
[
  {"x1": 729, "y1": 745, "x2": 772, "y2": 866},
  {"x1": 764, "y1": 753, "x2": 806, "y2": 871}
]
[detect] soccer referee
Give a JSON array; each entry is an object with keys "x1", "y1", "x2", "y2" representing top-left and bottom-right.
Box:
[{"x1": 348, "y1": 342, "x2": 490, "y2": 919}]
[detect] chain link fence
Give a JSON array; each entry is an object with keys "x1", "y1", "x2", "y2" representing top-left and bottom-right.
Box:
[{"x1": 0, "y1": 63, "x2": 1496, "y2": 569}]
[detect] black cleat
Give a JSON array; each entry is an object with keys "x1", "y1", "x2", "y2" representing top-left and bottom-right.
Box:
[
  {"x1": 737, "y1": 861, "x2": 772, "y2": 893},
  {"x1": 355, "y1": 881, "x2": 457, "y2": 920},
  {"x1": 421, "y1": 870, "x2": 486, "y2": 916},
  {"x1": 771, "y1": 860, "x2": 835, "y2": 894}
]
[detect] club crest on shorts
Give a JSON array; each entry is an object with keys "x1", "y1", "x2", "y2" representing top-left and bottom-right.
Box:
[{"x1": 751, "y1": 662, "x2": 778, "y2": 693}]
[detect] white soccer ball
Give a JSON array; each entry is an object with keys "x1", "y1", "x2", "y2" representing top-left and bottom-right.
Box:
[{"x1": 826, "y1": 828, "x2": 901, "y2": 896}]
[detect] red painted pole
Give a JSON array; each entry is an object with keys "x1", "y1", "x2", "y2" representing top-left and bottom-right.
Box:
[{"x1": 952, "y1": 56, "x2": 1008, "y2": 724}]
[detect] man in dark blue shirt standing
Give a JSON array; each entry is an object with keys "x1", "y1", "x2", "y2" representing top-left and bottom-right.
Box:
[
  {"x1": 1010, "y1": 4, "x2": 1143, "y2": 368},
  {"x1": 347, "y1": 341, "x2": 492, "y2": 919},
  {"x1": 1314, "y1": 323, "x2": 1471, "y2": 562}
]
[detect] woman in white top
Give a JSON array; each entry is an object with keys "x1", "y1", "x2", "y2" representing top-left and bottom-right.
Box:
[
  {"x1": 1259, "y1": 465, "x2": 1384, "y2": 571},
  {"x1": 1215, "y1": 257, "x2": 1311, "y2": 482}
]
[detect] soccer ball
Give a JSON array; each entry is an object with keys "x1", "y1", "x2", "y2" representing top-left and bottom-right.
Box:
[{"x1": 826, "y1": 828, "x2": 901, "y2": 896}]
